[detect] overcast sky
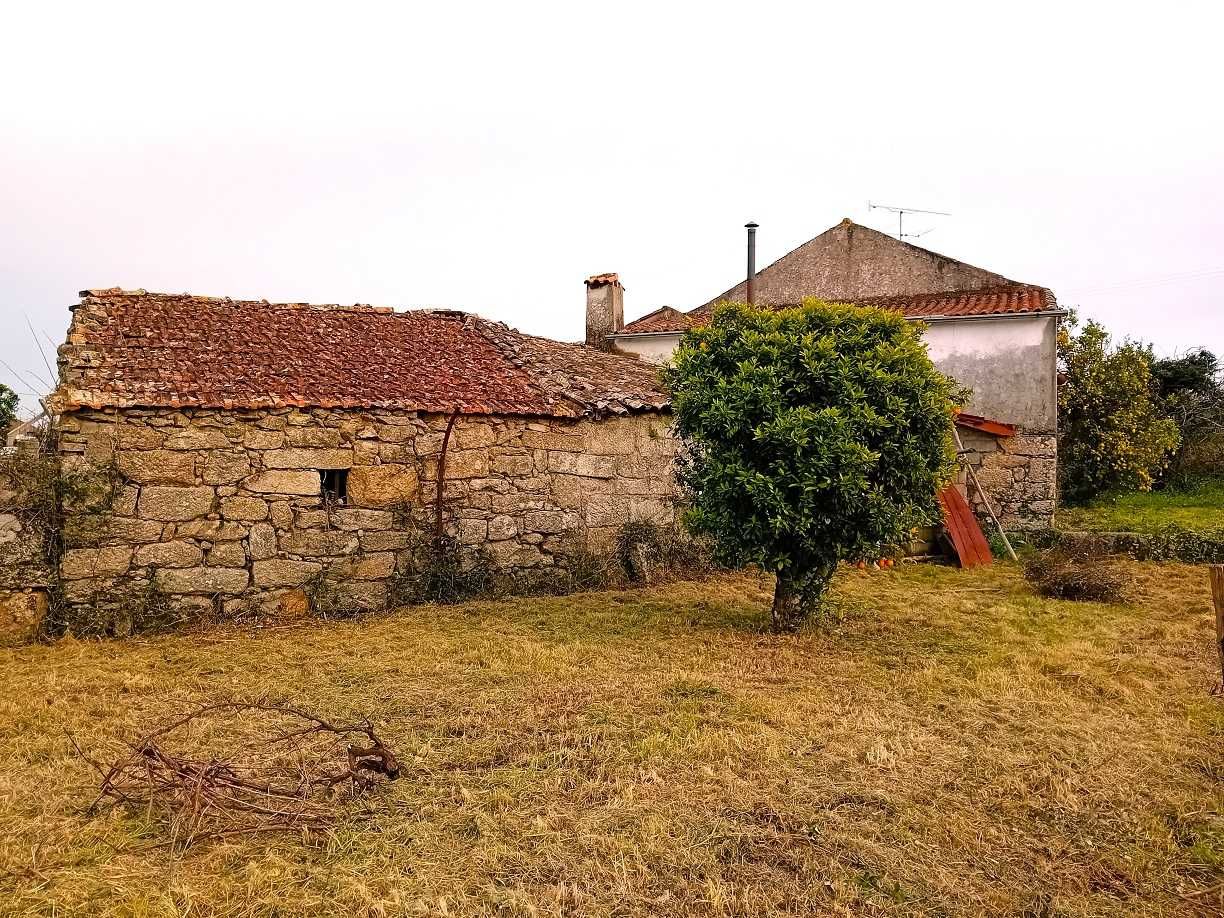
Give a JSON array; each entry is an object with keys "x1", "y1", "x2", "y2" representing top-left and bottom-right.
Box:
[{"x1": 2, "y1": 2, "x2": 1221, "y2": 416}]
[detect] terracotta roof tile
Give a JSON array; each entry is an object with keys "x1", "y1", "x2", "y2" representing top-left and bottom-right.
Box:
[
  {"x1": 55, "y1": 290, "x2": 669, "y2": 418},
  {"x1": 855, "y1": 284, "x2": 1057, "y2": 318},
  {"x1": 616, "y1": 283, "x2": 1057, "y2": 335},
  {"x1": 619, "y1": 306, "x2": 696, "y2": 335}
]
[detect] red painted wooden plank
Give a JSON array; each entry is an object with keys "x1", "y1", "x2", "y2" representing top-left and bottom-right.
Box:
[
  {"x1": 939, "y1": 485, "x2": 993, "y2": 569},
  {"x1": 945, "y1": 498, "x2": 970, "y2": 556}
]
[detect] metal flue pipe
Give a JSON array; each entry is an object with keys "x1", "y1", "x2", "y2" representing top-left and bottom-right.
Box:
[{"x1": 745, "y1": 222, "x2": 758, "y2": 306}]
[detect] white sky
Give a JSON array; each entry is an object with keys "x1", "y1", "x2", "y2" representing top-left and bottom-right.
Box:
[{"x1": 2, "y1": 1, "x2": 1221, "y2": 416}]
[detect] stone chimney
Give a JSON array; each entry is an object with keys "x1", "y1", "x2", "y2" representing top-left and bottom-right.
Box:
[{"x1": 584, "y1": 273, "x2": 624, "y2": 350}]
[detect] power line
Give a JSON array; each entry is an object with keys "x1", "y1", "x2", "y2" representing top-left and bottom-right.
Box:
[
  {"x1": 1070, "y1": 266, "x2": 1224, "y2": 292},
  {"x1": 1064, "y1": 265, "x2": 1224, "y2": 297}
]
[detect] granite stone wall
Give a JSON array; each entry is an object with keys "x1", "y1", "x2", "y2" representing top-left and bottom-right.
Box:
[
  {"x1": 956, "y1": 428, "x2": 1057, "y2": 531},
  {"x1": 10, "y1": 403, "x2": 1056, "y2": 636},
  {"x1": 55, "y1": 407, "x2": 679, "y2": 622},
  {"x1": 0, "y1": 446, "x2": 54, "y2": 642}
]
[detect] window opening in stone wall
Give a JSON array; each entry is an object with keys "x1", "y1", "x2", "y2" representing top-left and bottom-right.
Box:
[{"x1": 320, "y1": 468, "x2": 349, "y2": 505}]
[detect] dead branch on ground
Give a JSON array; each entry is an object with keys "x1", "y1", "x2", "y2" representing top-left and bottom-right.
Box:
[{"x1": 71, "y1": 701, "x2": 399, "y2": 850}]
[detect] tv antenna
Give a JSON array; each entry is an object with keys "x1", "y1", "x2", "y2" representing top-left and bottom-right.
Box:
[{"x1": 867, "y1": 201, "x2": 951, "y2": 241}]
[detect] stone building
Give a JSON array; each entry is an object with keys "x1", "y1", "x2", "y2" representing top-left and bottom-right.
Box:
[
  {"x1": 598, "y1": 219, "x2": 1063, "y2": 529},
  {"x1": 14, "y1": 229, "x2": 1059, "y2": 635},
  {"x1": 46, "y1": 289, "x2": 677, "y2": 622}
]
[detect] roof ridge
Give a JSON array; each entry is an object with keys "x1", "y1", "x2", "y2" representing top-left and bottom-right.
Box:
[
  {"x1": 77, "y1": 288, "x2": 407, "y2": 315},
  {"x1": 635, "y1": 304, "x2": 684, "y2": 319},
  {"x1": 619, "y1": 305, "x2": 697, "y2": 336},
  {"x1": 853, "y1": 282, "x2": 1050, "y2": 304}
]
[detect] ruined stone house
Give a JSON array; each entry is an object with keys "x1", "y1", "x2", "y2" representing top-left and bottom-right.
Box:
[
  {"x1": 42, "y1": 289, "x2": 677, "y2": 622},
  {"x1": 596, "y1": 219, "x2": 1063, "y2": 529}
]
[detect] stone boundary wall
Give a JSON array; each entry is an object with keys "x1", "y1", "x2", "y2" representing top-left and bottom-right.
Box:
[
  {"x1": 956, "y1": 428, "x2": 1057, "y2": 531},
  {"x1": 0, "y1": 448, "x2": 53, "y2": 642},
  {"x1": 56, "y1": 407, "x2": 678, "y2": 622}
]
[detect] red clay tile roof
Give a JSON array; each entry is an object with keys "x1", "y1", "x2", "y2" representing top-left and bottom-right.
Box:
[
  {"x1": 618, "y1": 283, "x2": 1058, "y2": 335},
  {"x1": 855, "y1": 284, "x2": 1057, "y2": 318},
  {"x1": 617, "y1": 306, "x2": 696, "y2": 335},
  {"x1": 55, "y1": 289, "x2": 669, "y2": 418}
]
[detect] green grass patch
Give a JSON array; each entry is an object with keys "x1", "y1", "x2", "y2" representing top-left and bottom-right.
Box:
[{"x1": 1057, "y1": 475, "x2": 1224, "y2": 532}]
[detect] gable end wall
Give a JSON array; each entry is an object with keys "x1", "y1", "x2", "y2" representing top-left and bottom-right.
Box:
[{"x1": 705, "y1": 223, "x2": 1012, "y2": 307}]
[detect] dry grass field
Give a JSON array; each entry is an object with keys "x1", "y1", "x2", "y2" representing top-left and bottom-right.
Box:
[{"x1": 0, "y1": 562, "x2": 1221, "y2": 917}]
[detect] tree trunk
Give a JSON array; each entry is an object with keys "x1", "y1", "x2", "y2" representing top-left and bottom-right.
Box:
[
  {"x1": 772, "y1": 563, "x2": 838, "y2": 633},
  {"x1": 771, "y1": 575, "x2": 807, "y2": 633}
]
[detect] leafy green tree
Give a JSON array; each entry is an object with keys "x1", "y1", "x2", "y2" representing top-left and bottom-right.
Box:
[
  {"x1": 663, "y1": 301, "x2": 956, "y2": 631},
  {"x1": 1058, "y1": 318, "x2": 1179, "y2": 503},
  {"x1": 0, "y1": 384, "x2": 17, "y2": 433},
  {"x1": 1152, "y1": 348, "x2": 1219, "y2": 398},
  {"x1": 1151, "y1": 349, "x2": 1224, "y2": 480}
]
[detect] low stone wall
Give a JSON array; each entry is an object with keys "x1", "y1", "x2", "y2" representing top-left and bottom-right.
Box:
[
  {"x1": 55, "y1": 406, "x2": 679, "y2": 625},
  {"x1": 956, "y1": 428, "x2": 1057, "y2": 531}
]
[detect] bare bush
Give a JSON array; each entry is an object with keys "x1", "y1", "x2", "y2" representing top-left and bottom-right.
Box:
[{"x1": 1023, "y1": 545, "x2": 1131, "y2": 602}]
